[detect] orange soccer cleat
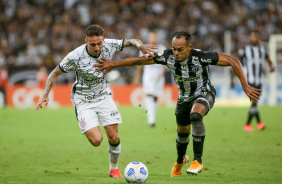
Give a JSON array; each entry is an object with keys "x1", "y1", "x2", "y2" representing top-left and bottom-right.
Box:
[
  {"x1": 109, "y1": 169, "x2": 123, "y2": 178},
  {"x1": 257, "y1": 122, "x2": 266, "y2": 130},
  {"x1": 171, "y1": 155, "x2": 189, "y2": 177},
  {"x1": 186, "y1": 160, "x2": 203, "y2": 175},
  {"x1": 244, "y1": 124, "x2": 253, "y2": 132}
]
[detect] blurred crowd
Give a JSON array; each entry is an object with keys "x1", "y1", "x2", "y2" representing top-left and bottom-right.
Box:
[{"x1": 0, "y1": 0, "x2": 281, "y2": 84}]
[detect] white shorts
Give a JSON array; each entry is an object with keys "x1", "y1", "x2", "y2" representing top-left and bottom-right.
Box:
[
  {"x1": 142, "y1": 75, "x2": 165, "y2": 97},
  {"x1": 75, "y1": 96, "x2": 122, "y2": 134}
]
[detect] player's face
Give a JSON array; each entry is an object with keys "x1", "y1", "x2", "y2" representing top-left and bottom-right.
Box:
[
  {"x1": 250, "y1": 32, "x2": 260, "y2": 46},
  {"x1": 85, "y1": 36, "x2": 104, "y2": 57},
  {"x1": 172, "y1": 37, "x2": 192, "y2": 62},
  {"x1": 148, "y1": 32, "x2": 158, "y2": 45}
]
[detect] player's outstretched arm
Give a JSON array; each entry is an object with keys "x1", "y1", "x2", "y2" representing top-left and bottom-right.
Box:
[
  {"x1": 123, "y1": 39, "x2": 158, "y2": 58},
  {"x1": 35, "y1": 66, "x2": 63, "y2": 110},
  {"x1": 95, "y1": 57, "x2": 155, "y2": 75},
  {"x1": 266, "y1": 57, "x2": 275, "y2": 72},
  {"x1": 230, "y1": 58, "x2": 243, "y2": 88},
  {"x1": 216, "y1": 52, "x2": 261, "y2": 102}
]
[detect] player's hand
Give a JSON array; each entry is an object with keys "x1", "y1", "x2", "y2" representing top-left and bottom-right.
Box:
[
  {"x1": 270, "y1": 66, "x2": 275, "y2": 73},
  {"x1": 139, "y1": 44, "x2": 158, "y2": 59},
  {"x1": 95, "y1": 58, "x2": 114, "y2": 75},
  {"x1": 36, "y1": 96, "x2": 49, "y2": 110},
  {"x1": 243, "y1": 85, "x2": 261, "y2": 102}
]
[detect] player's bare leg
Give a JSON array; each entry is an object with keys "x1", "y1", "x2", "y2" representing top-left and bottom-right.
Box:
[
  {"x1": 104, "y1": 124, "x2": 123, "y2": 178},
  {"x1": 186, "y1": 103, "x2": 206, "y2": 175},
  {"x1": 84, "y1": 127, "x2": 103, "y2": 147}
]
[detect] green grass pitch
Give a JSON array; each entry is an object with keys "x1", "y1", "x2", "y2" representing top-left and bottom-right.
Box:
[{"x1": 1, "y1": 106, "x2": 282, "y2": 184}]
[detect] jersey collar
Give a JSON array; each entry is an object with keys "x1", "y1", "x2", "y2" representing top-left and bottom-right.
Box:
[
  {"x1": 185, "y1": 49, "x2": 193, "y2": 63},
  {"x1": 85, "y1": 45, "x2": 101, "y2": 58}
]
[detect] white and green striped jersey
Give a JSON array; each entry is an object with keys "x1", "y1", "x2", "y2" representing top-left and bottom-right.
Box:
[{"x1": 59, "y1": 38, "x2": 124, "y2": 105}]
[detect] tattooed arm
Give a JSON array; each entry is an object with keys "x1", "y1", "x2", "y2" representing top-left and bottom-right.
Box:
[
  {"x1": 123, "y1": 39, "x2": 157, "y2": 58},
  {"x1": 36, "y1": 66, "x2": 63, "y2": 109}
]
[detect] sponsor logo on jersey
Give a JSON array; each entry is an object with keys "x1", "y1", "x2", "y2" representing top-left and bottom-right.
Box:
[
  {"x1": 82, "y1": 73, "x2": 106, "y2": 85},
  {"x1": 156, "y1": 56, "x2": 165, "y2": 62},
  {"x1": 200, "y1": 58, "x2": 212, "y2": 63},
  {"x1": 175, "y1": 75, "x2": 200, "y2": 82}
]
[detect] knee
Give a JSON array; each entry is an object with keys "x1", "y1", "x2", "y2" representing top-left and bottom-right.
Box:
[
  {"x1": 88, "y1": 137, "x2": 102, "y2": 147},
  {"x1": 177, "y1": 125, "x2": 191, "y2": 133},
  {"x1": 190, "y1": 113, "x2": 205, "y2": 136},
  {"x1": 108, "y1": 135, "x2": 119, "y2": 145},
  {"x1": 190, "y1": 112, "x2": 203, "y2": 123}
]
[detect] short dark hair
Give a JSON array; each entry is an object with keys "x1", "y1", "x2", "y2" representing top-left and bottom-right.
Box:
[
  {"x1": 86, "y1": 25, "x2": 105, "y2": 37},
  {"x1": 172, "y1": 31, "x2": 192, "y2": 45},
  {"x1": 251, "y1": 30, "x2": 260, "y2": 36}
]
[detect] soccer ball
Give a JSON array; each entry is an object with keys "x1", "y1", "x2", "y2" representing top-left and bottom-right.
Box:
[{"x1": 124, "y1": 161, "x2": 148, "y2": 183}]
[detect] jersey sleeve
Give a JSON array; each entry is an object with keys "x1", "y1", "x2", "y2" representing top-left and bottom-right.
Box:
[
  {"x1": 59, "y1": 55, "x2": 76, "y2": 73},
  {"x1": 195, "y1": 49, "x2": 219, "y2": 65},
  {"x1": 153, "y1": 49, "x2": 171, "y2": 65},
  {"x1": 106, "y1": 39, "x2": 124, "y2": 53}
]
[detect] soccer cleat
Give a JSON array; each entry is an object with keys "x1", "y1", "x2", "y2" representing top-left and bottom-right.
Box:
[
  {"x1": 171, "y1": 155, "x2": 189, "y2": 177},
  {"x1": 257, "y1": 122, "x2": 266, "y2": 130},
  {"x1": 244, "y1": 124, "x2": 253, "y2": 132},
  {"x1": 186, "y1": 160, "x2": 203, "y2": 175},
  {"x1": 109, "y1": 169, "x2": 123, "y2": 178}
]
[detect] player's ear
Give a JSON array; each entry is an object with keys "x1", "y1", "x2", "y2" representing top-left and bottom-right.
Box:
[{"x1": 85, "y1": 37, "x2": 87, "y2": 44}]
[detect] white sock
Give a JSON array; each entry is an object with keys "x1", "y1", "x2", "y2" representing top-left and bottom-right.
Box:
[
  {"x1": 108, "y1": 142, "x2": 121, "y2": 170},
  {"x1": 145, "y1": 96, "x2": 157, "y2": 126}
]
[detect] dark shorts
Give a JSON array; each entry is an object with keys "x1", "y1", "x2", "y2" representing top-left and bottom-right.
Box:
[{"x1": 175, "y1": 91, "x2": 215, "y2": 126}]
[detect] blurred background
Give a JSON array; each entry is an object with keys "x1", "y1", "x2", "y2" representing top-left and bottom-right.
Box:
[{"x1": 0, "y1": 0, "x2": 281, "y2": 108}]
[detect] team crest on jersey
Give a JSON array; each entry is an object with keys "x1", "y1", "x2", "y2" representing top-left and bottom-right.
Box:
[
  {"x1": 192, "y1": 57, "x2": 199, "y2": 64},
  {"x1": 158, "y1": 51, "x2": 164, "y2": 56},
  {"x1": 79, "y1": 118, "x2": 87, "y2": 128}
]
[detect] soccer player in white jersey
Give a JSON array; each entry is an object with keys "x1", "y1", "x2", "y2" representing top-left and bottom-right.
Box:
[
  {"x1": 231, "y1": 31, "x2": 275, "y2": 131},
  {"x1": 94, "y1": 31, "x2": 261, "y2": 177},
  {"x1": 35, "y1": 24, "x2": 157, "y2": 178},
  {"x1": 133, "y1": 32, "x2": 166, "y2": 127}
]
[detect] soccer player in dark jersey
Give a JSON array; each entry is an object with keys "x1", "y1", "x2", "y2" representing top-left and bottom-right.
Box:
[
  {"x1": 231, "y1": 31, "x2": 275, "y2": 132},
  {"x1": 94, "y1": 31, "x2": 261, "y2": 176}
]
